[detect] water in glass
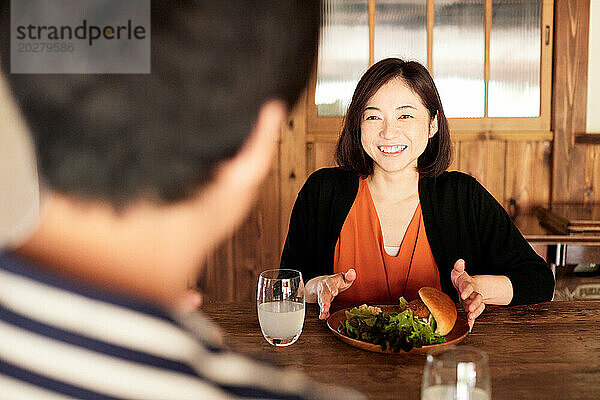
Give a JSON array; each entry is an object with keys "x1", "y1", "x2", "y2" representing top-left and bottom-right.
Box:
[
  {"x1": 257, "y1": 269, "x2": 305, "y2": 346},
  {"x1": 421, "y1": 346, "x2": 491, "y2": 400}
]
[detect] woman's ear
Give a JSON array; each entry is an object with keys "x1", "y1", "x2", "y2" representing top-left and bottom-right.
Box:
[{"x1": 429, "y1": 113, "x2": 439, "y2": 138}]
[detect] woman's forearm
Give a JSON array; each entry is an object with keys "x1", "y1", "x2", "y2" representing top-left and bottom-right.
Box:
[{"x1": 473, "y1": 275, "x2": 513, "y2": 305}]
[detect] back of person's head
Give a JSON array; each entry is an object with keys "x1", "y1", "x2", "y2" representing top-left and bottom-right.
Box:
[
  {"x1": 0, "y1": 1, "x2": 319, "y2": 208},
  {"x1": 336, "y1": 57, "x2": 451, "y2": 177}
]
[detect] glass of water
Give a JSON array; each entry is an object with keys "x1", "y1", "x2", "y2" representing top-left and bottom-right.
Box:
[
  {"x1": 421, "y1": 346, "x2": 491, "y2": 400},
  {"x1": 257, "y1": 269, "x2": 305, "y2": 346}
]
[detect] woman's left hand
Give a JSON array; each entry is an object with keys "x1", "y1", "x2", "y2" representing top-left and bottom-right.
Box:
[{"x1": 450, "y1": 259, "x2": 485, "y2": 332}]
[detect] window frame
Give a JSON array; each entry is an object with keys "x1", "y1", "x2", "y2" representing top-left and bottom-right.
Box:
[{"x1": 307, "y1": 0, "x2": 554, "y2": 141}]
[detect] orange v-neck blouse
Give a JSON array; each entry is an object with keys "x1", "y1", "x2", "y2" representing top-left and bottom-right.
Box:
[{"x1": 333, "y1": 178, "x2": 441, "y2": 303}]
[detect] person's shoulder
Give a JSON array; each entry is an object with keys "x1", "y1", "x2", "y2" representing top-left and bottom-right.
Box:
[
  {"x1": 307, "y1": 166, "x2": 358, "y2": 181},
  {"x1": 422, "y1": 172, "x2": 498, "y2": 211},
  {"x1": 304, "y1": 167, "x2": 358, "y2": 188},
  {"x1": 298, "y1": 167, "x2": 359, "y2": 202},
  {"x1": 421, "y1": 171, "x2": 480, "y2": 191}
]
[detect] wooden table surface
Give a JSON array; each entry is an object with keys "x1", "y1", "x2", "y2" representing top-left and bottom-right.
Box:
[
  {"x1": 202, "y1": 301, "x2": 600, "y2": 400},
  {"x1": 532, "y1": 204, "x2": 600, "y2": 238},
  {"x1": 514, "y1": 213, "x2": 600, "y2": 245},
  {"x1": 543, "y1": 204, "x2": 600, "y2": 226}
]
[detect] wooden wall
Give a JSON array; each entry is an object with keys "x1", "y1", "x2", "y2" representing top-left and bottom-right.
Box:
[
  {"x1": 552, "y1": 0, "x2": 600, "y2": 204},
  {"x1": 201, "y1": 0, "x2": 596, "y2": 302}
]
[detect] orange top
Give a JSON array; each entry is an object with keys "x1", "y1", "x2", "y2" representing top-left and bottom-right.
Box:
[{"x1": 333, "y1": 178, "x2": 441, "y2": 303}]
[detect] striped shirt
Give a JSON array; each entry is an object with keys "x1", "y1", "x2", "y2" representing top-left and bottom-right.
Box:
[{"x1": 0, "y1": 252, "x2": 364, "y2": 400}]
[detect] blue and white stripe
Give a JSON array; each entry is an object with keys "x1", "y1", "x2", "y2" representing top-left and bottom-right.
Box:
[{"x1": 0, "y1": 253, "x2": 363, "y2": 399}]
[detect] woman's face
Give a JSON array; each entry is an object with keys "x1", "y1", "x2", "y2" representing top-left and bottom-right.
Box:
[{"x1": 360, "y1": 78, "x2": 438, "y2": 175}]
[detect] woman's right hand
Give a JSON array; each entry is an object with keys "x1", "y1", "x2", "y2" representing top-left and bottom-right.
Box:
[{"x1": 305, "y1": 269, "x2": 357, "y2": 319}]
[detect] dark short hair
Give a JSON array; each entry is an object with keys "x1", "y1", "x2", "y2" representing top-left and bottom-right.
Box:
[
  {"x1": 0, "y1": 1, "x2": 319, "y2": 207},
  {"x1": 335, "y1": 58, "x2": 451, "y2": 177}
]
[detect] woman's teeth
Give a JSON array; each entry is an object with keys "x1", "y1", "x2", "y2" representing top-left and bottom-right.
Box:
[{"x1": 379, "y1": 145, "x2": 407, "y2": 153}]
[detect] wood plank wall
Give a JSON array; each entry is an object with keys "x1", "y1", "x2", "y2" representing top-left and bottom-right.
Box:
[
  {"x1": 201, "y1": 0, "x2": 595, "y2": 302},
  {"x1": 552, "y1": 0, "x2": 600, "y2": 204}
]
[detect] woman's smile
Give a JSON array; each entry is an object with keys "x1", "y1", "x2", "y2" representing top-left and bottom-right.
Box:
[{"x1": 378, "y1": 144, "x2": 408, "y2": 156}]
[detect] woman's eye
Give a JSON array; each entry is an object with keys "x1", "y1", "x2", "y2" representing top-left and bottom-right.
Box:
[
  {"x1": 398, "y1": 114, "x2": 413, "y2": 119},
  {"x1": 365, "y1": 115, "x2": 380, "y2": 120}
]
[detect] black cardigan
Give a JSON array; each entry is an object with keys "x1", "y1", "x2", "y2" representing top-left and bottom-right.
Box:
[{"x1": 280, "y1": 167, "x2": 554, "y2": 305}]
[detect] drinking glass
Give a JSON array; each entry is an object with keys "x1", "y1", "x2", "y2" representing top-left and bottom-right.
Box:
[
  {"x1": 421, "y1": 346, "x2": 491, "y2": 400},
  {"x1": 257, "y1": 269, "x2": 305, "y2": 346}
]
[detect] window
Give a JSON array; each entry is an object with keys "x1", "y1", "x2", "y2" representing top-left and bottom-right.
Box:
[{"x1": 309, "y1": 0, "x2": 553, "y2": 140}]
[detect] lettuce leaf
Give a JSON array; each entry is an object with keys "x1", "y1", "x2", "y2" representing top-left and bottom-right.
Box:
[
  {"x1": 398, "y1": 296, "x2": 409, "y2": 310},
  {"x1": 340, "y1": 298, "x2": 446, "y2": 352}
]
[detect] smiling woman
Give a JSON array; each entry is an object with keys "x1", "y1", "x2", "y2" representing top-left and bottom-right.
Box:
[{"x1": 281, "y1": 58, "x2": 555, "y2": 331}]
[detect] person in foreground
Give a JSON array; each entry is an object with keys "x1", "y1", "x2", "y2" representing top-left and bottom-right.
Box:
[
  {"x1": 0, "y1": 2, "x2": 364, "y2": 399},
  {"x1": 281, "y1": 58, "x2": 555, "y2": 330}
]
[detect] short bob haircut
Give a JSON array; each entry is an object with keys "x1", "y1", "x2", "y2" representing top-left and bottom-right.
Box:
[{"x1": 335, "y1": 58, "x2": 451, "y2": 177}]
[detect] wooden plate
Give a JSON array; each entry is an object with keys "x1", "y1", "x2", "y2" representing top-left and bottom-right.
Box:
[{"x1": 327, "y1": 305, "x2": 469, "y2": 354}]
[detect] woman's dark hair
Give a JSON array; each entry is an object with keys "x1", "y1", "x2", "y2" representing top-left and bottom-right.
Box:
[{"x1": 335, "y1": 58, "x2": 451, "y2": 177}]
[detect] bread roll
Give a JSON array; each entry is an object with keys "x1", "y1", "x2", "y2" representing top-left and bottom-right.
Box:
[{"x1": 418, "y1": 287, "x2": 457, "y2": 336}]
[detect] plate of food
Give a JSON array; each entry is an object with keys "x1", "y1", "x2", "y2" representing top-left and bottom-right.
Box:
[{"x1": 327, "y1": 287, "x2": 469, "y2": 354}]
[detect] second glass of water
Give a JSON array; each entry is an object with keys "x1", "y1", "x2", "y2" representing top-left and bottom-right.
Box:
[
  {"x1": 421, "y1": 346, "x2": 491, "y2": 400},
  {"x1": 257, "y1": 269, "x2": 305, "y2": 346}
]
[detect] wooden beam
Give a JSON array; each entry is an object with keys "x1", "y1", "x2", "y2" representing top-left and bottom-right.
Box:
[
  {"x1": 450, "y1": 130, "x2": 553, "y2": 142},
  {"x1": 575, "y1": 134, "x2": 600, "y2": 144},
  {"x1": 551, "y1": 0, "x2": 591, "y2": 203},
  {"x1": 368, "y1": 0, "x2": 375, "y2": 66},
  {"x1": 427, "y1": 0, "x2": 434, "y2": 73},
  {"x1": 484, "y1": 0, "x2": 492, "y2": 117},
  {"x1": 540, "y1": 0, "x2": 555, "y2": 131},
  {"x1": 307, "y1": 130, "x2": 553, "y2": 143}
]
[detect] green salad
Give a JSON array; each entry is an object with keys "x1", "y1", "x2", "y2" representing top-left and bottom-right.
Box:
[{"x1": 340, "y1": 297, "x2": 445, "y2": 352}]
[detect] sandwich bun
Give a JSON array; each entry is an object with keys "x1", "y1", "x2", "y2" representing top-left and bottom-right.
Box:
[{"x1": 418, "y1": 287, "x2": 457, "y2": 336}]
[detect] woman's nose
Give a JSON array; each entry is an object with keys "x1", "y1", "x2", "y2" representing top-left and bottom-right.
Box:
[{"x1": 380, "y1": 120, "x2": 398, "y2": 140}]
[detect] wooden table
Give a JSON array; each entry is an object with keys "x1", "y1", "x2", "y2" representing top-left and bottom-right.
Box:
[
  {"x1": 513, "y1": 207, "x2": 600, "y2": 270},
  {"x1": 515, "y1": 213, "x2": 600, "y2": 246},
  {"x1": 202, "y1": 302, "x2": 600, "y2": 400},
  {"x1": 536, "y1": 205, "x2": 600, "y2": 235}
]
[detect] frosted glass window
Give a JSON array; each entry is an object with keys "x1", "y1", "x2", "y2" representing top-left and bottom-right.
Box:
[
  {"x1": 489, "y1": 0, "x2": 541, "y2": 117},
  {"x1": 374, "y1": 0, "x2": 427, "y2": 66},
  {"x1": 316, "y1": 0, "x2": 369, "y2": 117},
  {"x1": 433, "y1": 0, "x2": 485, "y2": 118}
]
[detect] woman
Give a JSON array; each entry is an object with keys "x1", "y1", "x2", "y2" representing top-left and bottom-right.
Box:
[{"x1": 281, "y1": 58, "x2": 554, "y2": 330}]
